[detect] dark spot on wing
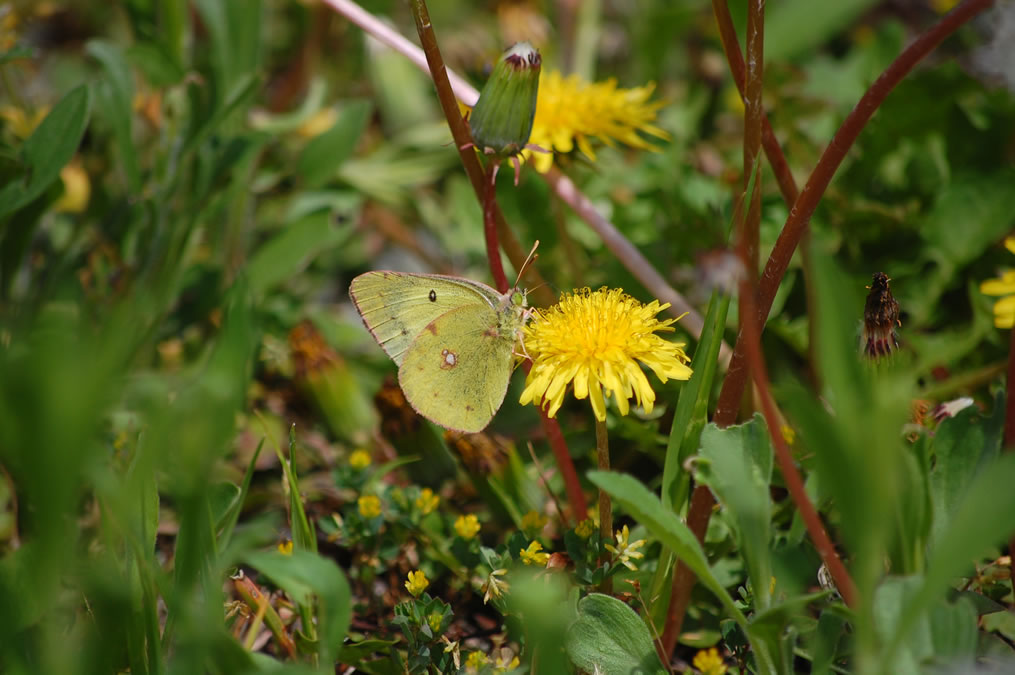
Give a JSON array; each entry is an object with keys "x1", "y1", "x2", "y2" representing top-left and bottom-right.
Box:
[
  {"x1": 401, "y1": 328, "x2": 409, "y2": 336},
  {"x1": 426, "y1": 322, "x2": 438, "y2": 335},
  {"x1": 466, "y1": 404, "x2": 474, "y2": 412},
  {"x1": 483, "y1": 327, "x2": 498, "y2": 338},
  {"x1": 429, "y1": 289, "x2": 437, "y2": 302}
]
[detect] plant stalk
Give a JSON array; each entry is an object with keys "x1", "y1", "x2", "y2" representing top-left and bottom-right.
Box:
[{"x1": 596, "y1": 416, "x2": 613, "y2": 594}]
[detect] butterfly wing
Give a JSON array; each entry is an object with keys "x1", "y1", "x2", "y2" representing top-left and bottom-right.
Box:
[
  {"x1": 398, "y1": 304, "x2": 519, "y2": 433},
  {"x1": 349, "y1": 271, "x2": 498, "y2": 366}
]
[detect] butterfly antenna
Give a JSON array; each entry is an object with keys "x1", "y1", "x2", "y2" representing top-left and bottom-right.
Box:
[{"x1": 513, "y1": 240, "x2": 540, "y2": 288}]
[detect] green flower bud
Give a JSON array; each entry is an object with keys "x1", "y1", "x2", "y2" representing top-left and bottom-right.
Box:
[{"x1": 469, "y1": 42, "x2": 541, "y2": 158}]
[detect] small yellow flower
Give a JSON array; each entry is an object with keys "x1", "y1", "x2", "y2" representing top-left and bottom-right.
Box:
[
  {"x1": 427, "y1": 611, "x2": 443, "y2": 634},
  {"x1": 0, "y1": 104, "x2": 50, "y2": 140},
  {"x1": 482, "y1": 568, "x2": 509, "y2": 604},
  {"x1": 349, "y1": 448, "x2": 372, "y2": 470},
  {"x1": 358, "y1": 495, "x2": 382, "y2": 518},
  {"x1": 780, "y1": 424, "x2": 796, "y2": 446},
  {"x1": 604, "y1": 524, "x2": 646, "y2": 571},
  {"x1": 466, "y1": 650, "x2": 489, "y2": 672},
  {"x1": 405, "y1": 569, "x2": 429, "y2": 597},
  {"x1": 415, "y1": 487, "x2": 440, "y2": 515},
  {"x1": 980, "y1": 237, "x2": 1015, "y2": 329},
  {"x1": 54, "y1": 161, "x2": 90, "y2": 214},
  {"x1": 296, "y1": 107, "x2": 339, "y2": 138},
  {"x1": 493, "y1": 649, "x2": 520, "y2": 672},
  {"x1": 521, "y1": 70, "x2": 669, "y2": 173},
  {"x1": 520, "y1": 509, "x2": 547, "y2": 532},
  {"x1": 520, "y1": 288, "x2": 693, "y2": 421},
  {"x1": 575, "y1": 518, "x2": 596, "y2": 538},
  {"x1": 454, "y1": 514, "x2": 481, "y2": 540},
  {"x1": 519, "y1": 540, "x2": 550, "y2": 566},
  {"x1": 693, "y1": 646, "x2": 728, "y2": 675},
  {"x1": 277, "y1": 540, "x2": 293, "y2": 555}
]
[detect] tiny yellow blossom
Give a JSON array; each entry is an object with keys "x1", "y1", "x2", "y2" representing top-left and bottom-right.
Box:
[
  {"x1": 780, "y1": 424, "x2": 796, "y2": 446},
  {"x1": 349, "y1": 448, "x2": 372, "y2": 470},
  {"x1": 493, "y1": 649, "x2": 521, "y2": 672},
  {"x1": 520, "y1": 509, "x2": 547, "y2": 532},
  {"x1": 466, "y1": 650, "x2": 489, "y2": 671},
  {"x1": 296, "y1": 107, "x2": 339, "y2": 138},
  {"x1": 405, "y1": 569, "x2": 429, "y2": 597},
  {"x1": 575, "y1": 518, "x2": 596, "y2": 538},
  {"x1": 520, "y1": 288, "x2": 693, "y2": 421},
  {"x1": 0, "y1": 104, "x2": 50, "y2": 140},
  {"x1": 482, "y1": 568, "x2": 509, "y2": 604},
  {"x1": 521, "y1": 70, "x2": 669, "y2": 173},
  {"x1": 415, "y1": 487, "x2": 440, "y2": 515},
  {"x1": 454, "y1": 514, "x2": 481, "y2": 540},
  {"x1": 693, "y1": 646, "x2": 728, "y2": 675},
  {"x1": 604, "y1": 525, "x2": 646, "y2": 571},
  {"x1": 427, "y1": 611, "x2": 443, "y2": 634},
  {"x1": 358, "y1": 495, "x2": 382, "y2": 518},
  {"x1": 54, "y1": 162, "x2": 90, "y2": 214},
  {"x1": 980, "y1": 237, "x2": 1015, "y2": 329},
  {"x1": 277, "y1": 540, "x2": 293, "y2": 555},
  {"x1": 519, "y1": 540, "x2": 550, "y2": 566}
]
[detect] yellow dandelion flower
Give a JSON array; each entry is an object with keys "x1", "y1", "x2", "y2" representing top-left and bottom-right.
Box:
[
  {"x1": 981, "y1": 237, "x2": 1015, "y2": 329},
  {"x1": 521, "y1": 70, "x2": 669, "y2": 173},
  {"x1": 466, "y1": 650, "x2": 489, "y2": 671},
  {"x1": 415, "y1": 487, "x2": 440, "y2": 515},
  {"x1": 574, "y1": 518, "x2": 595, "y2": 538},
  {"x1": 519, "y1": 540, "x2": 550, "y2": 566},
  {"x1": 405, "y1": 569, "x2": 429, "y2": 597},
  {"x1": 277, "y1": 540, "x2": 293, "y2": 555},
  {"x1": 358, "y1": 495, "x2": 382, "y2": 518},
  {"x1": 349, "y1": 448, "x2": 372, "y2": 469},
  {"x1": 604, "y1": 524, "x2": 646, "y2": 571},
  {"x1": 520, "y1": 288, "x2": 693, "y2": 422},
  {"x1": 454, "y1": 514, "x2": 481, "y2": 540},
  {"x1": 520, "y1": 509, "x2": 547, "y2": 532},
  {"x1": 482, "y1": 568, "x2": 509, "y2": 604},
  {"x1": 693, "y1": 646, "x2": 728, "y2": 675}
]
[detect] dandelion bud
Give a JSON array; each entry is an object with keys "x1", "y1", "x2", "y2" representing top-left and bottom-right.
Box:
[{"x1": 469, "y1": 42, "x2": 541, "y2": 157}]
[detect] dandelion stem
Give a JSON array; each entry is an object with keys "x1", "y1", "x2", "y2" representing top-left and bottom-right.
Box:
[
  {"x1": 668, "y1": 0, "x2": 994, "y2": 646},
  {"x1": 596, "y1": 416, "x2": 613, "y2": 594}
]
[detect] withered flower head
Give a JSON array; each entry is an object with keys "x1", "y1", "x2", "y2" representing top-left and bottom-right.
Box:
[{"x1": 862, "y1": 272, "x2": 901, "y2": 358}]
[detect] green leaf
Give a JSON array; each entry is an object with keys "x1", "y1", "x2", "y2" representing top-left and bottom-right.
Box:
[
  {"x1": 922, "y1": 169, "x2": 1015, "y2": 267},
  {"x1": 695, "y1": 415, "x2": 773, "y2": 609},
  {"x1": 247, "y1": 209, "x2": 354, "y2": 297},
  {"x1": 927, "y1": 406, "x2": 992, "y2": 551},
  {"x1": 87, "y1": 40, "x2": 141, "y2": 192},
  {"x1": 0, "y1": 84, "x2": 92, "y2": 221},
  {"x1": 763, "y1": 0, "x2": 881, "y2": 62},
  {"x1": 662, "y1": 290, "x2": 731, "y2": 510},
  {"x1": 244, "y1": 550, "x2": 352, "y2": 668},
  {"x1": 565, "y1": 593, "x2": 666, "y2": 675},
  {"x1": 588, "y1": 471, "x2": 747, "y2": 627},
  {"x1": 886, "y1": 453, "x2": 1015, "y2": 664},
  {"x1": 297, "y1": 100, "x2": 373, "y2": 187}
]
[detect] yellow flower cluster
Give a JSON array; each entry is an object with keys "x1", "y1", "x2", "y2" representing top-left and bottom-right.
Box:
[
  {"x1": 349, "y1": 448, "x2": 372, "y2": 469},
  {"x1": 358, "y1": 495, "x2": 382, "y2": 518},
  {"x1": 519, "y1": 540, "x2": 550, "y2": 566},
  {"x1": 454, "y1": 514, "x2": 481, "y2": 540},
  {"x1": 693, "y1": 647, "x2": 727, "y2": 675},
  {"x1": 604, "y1": 525, "x2": 646, "y2": 571},
  {"x1": 415, "y1": 487, "x2": 440, "y2": 515},
  {"x1": 405, "y1": 569, "x2": 429, "y2": 597},
  {"x1": 520, "y1": 509, "x2": 547, "y2": 532}
]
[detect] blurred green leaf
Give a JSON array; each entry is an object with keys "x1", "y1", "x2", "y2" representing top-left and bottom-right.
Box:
[
  {"x1": 247, "y1": 210, "x2": 354, "y2": 297},
  {"x1": 565, "y1": 593, "x2": 666, "y2": 675},
  {"x1": 87, "y1": 40, "x2": 141, "y2": 192},
  {"x1": 297, "y1": 100, "x2": 373, "y2": 188},
  {"x1": 0, "y1": 84, "x2": 91, "y2": 221},
  {"x1": 245, "y1": 550, "x2": 352, "y2": 668}
]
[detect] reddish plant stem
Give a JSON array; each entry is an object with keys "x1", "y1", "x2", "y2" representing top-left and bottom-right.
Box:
[
  {"x1": 667, "y1": 0, "x2": 995, "y2": 647},
  {"x1": 539, "y1": 404, "x2": 588, "y2": 523},
  {"x1": 484, "y1": 165, "x2": 509, "y2": 293},
  {"x1": 406, "y1": 0, "x2": 553, "y2": 306},
  {"x1": 741, "y1": 0, "x2": 764, "y2": 285},
  {"x1": 738, "y1": 259, "x2": 858, "y2": 607},
  {"x1": 1006, "y1": 323, "x2": 1015, "y2": 607},
  {"x1": 715, "y1": 0, "x2": 995, "y2": 425}
]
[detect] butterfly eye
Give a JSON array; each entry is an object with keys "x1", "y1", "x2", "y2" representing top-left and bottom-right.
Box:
[{"x1": 429, "y1": 290, "x2": 437, "y2": 302}]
